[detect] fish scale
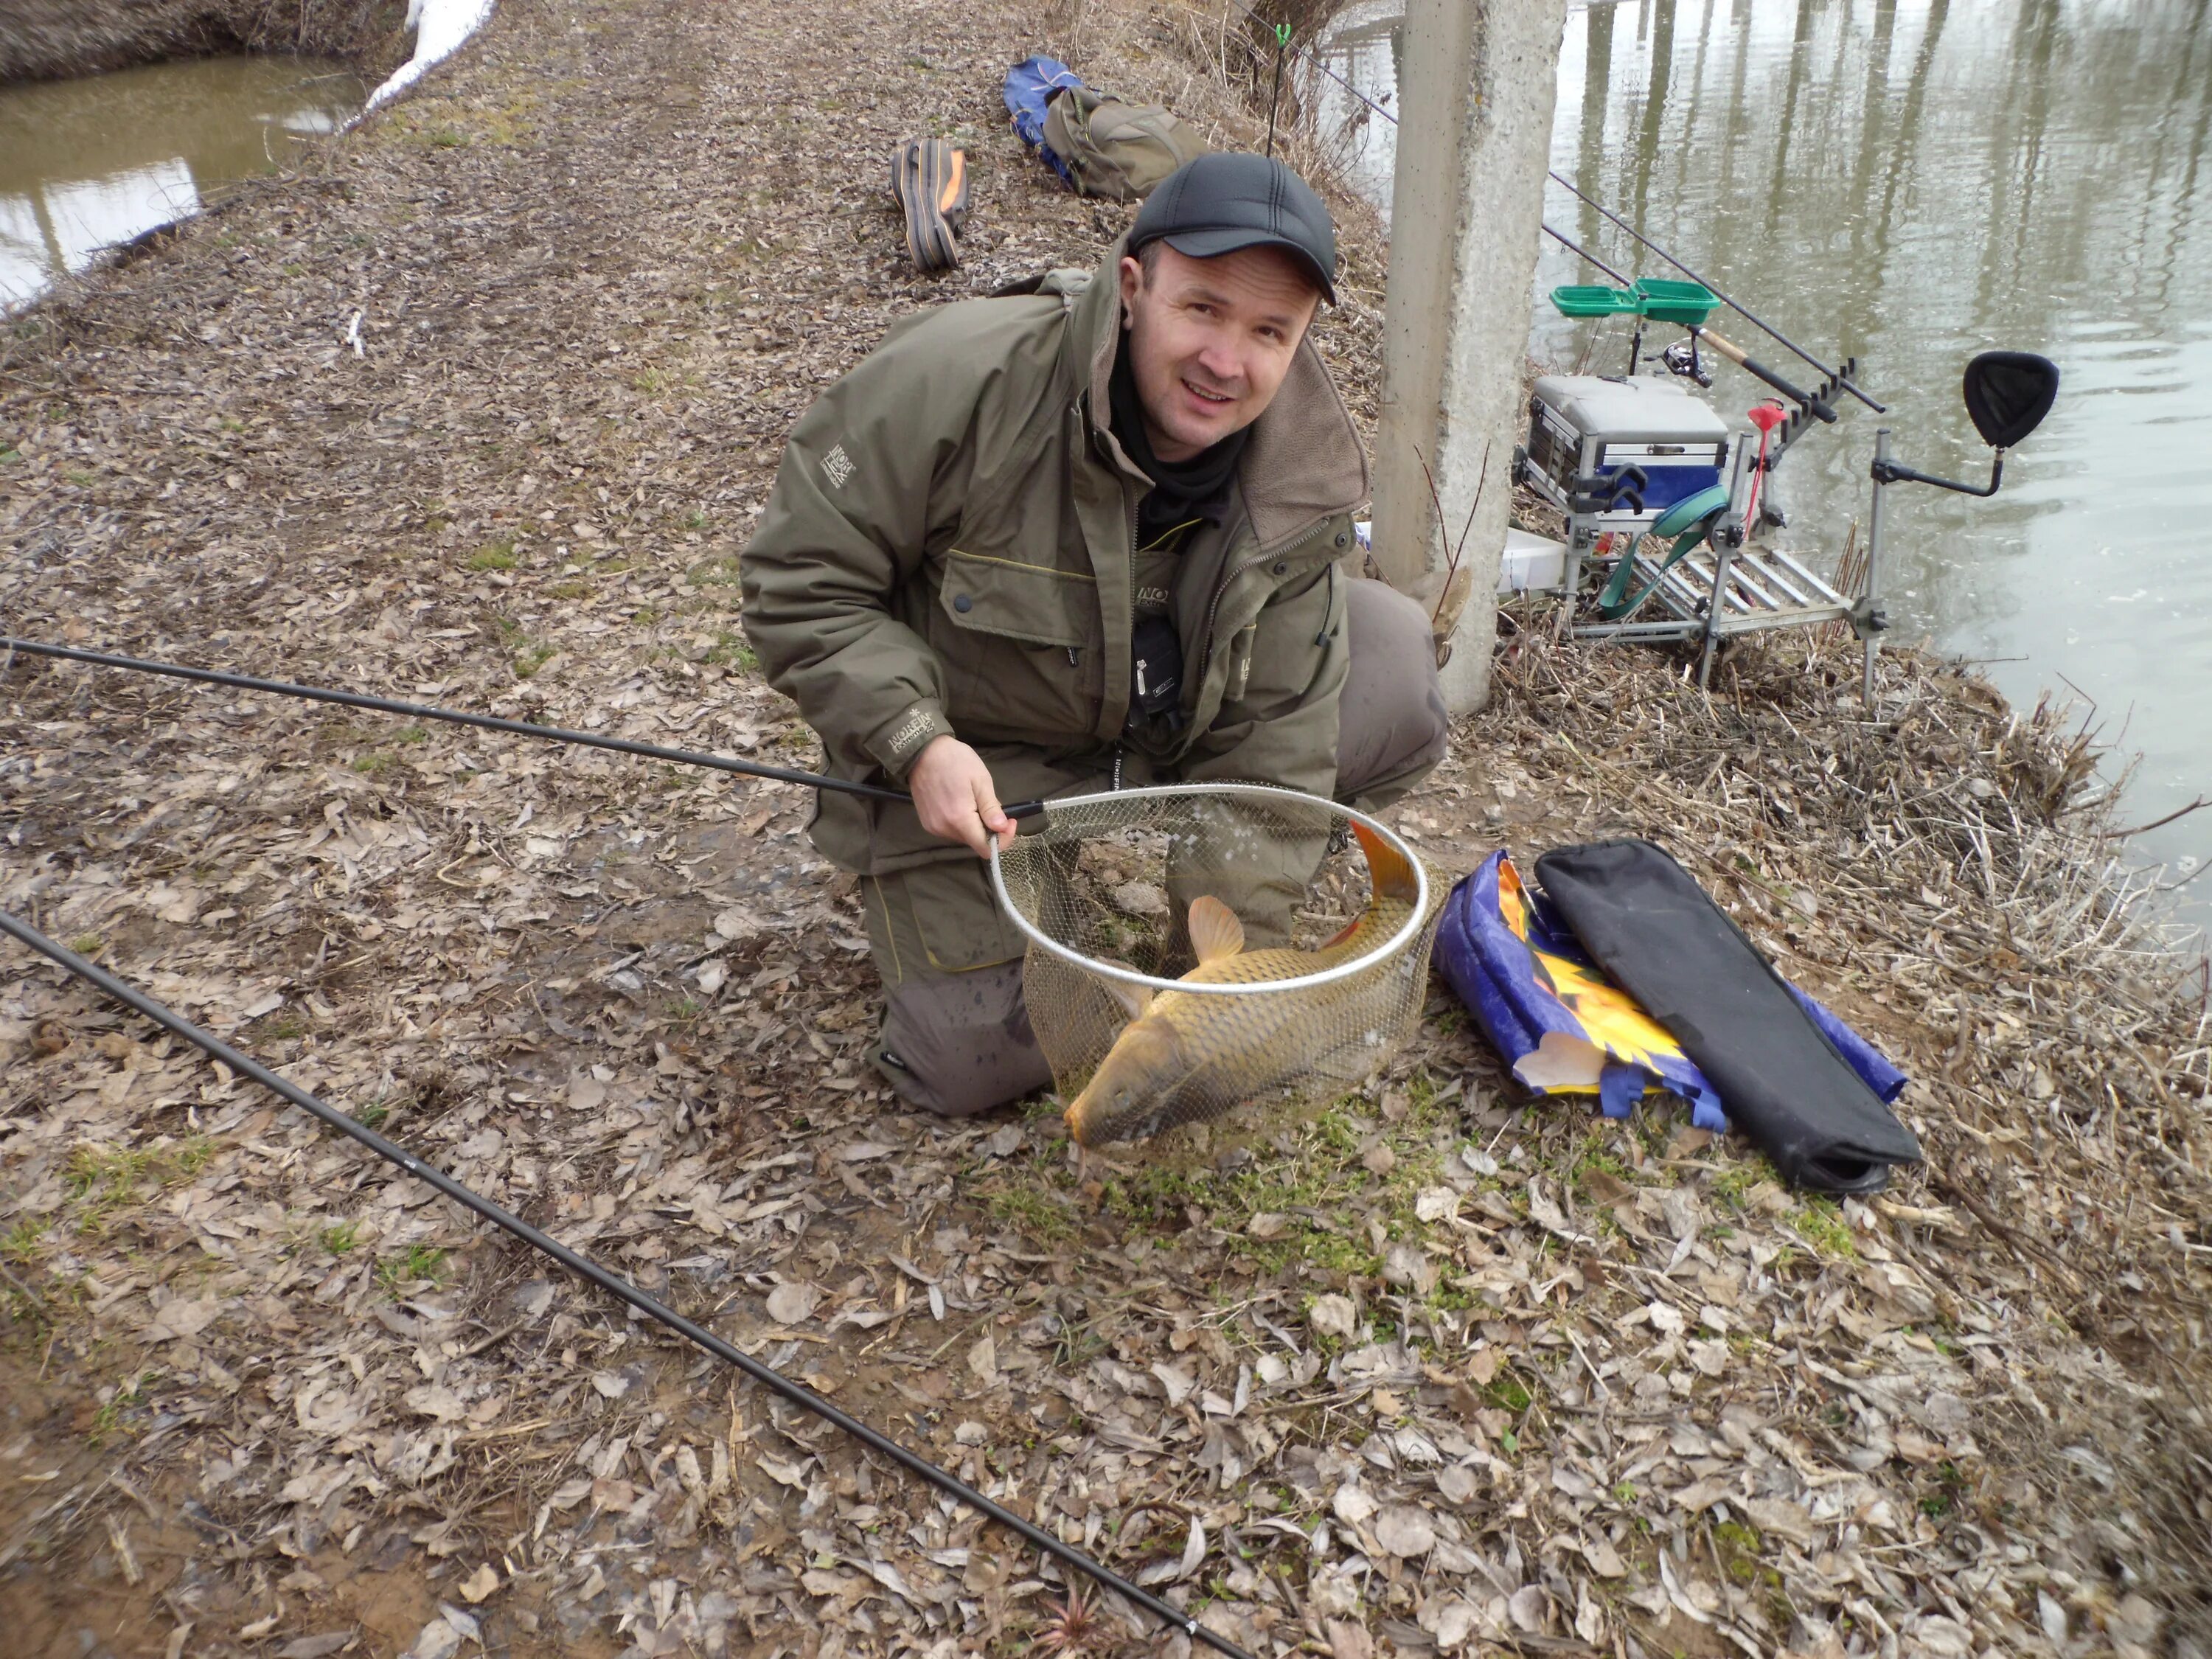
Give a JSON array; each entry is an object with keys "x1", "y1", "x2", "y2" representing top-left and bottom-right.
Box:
[{"x1": 1065, "y1": 823, "x2": 1430, "y2": 1147}]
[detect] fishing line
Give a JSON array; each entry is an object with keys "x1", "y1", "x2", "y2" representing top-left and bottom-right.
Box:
[
  {"x1": 1541, "y1": 170, "x2": 1884, "y2": 413},
  {"x1": 1239, "y1": 1, "x2": 1877, "y2": 410},
  {"x1": 0, "y1": 909, "x2": 1251, "y2": 1659},
  {"x1": 0, "y1": 637, "x2": 1043, "y2": 818}
]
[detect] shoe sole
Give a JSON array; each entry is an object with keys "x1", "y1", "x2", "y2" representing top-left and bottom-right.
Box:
[{"x1": 891, "y1": 139, "x2": 966, "y2": 274}]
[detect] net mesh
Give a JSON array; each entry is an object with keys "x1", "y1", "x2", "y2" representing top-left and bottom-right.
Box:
[{"x1": 992, "y1": 785, "x2": 1442, "y2": 1148}]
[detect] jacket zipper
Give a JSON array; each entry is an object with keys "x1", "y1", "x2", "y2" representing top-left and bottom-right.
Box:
[{"x1": 1193, "y1": 517, "x2": 1338, "y2": 692}]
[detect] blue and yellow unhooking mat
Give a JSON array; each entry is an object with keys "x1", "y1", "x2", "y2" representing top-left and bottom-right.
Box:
[{"x1": 1434, "y1": 844, "x2": 1918, "y2": 1194}]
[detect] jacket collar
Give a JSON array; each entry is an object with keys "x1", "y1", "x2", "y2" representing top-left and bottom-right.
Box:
[{"x1": 1065, "y1": 238, "x2": 1371, "y2": 549}]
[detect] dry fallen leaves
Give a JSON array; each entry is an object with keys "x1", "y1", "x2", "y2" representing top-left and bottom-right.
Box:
[{"x1": 0, "y1": 1, "x2": 2205, "y2": 1657}]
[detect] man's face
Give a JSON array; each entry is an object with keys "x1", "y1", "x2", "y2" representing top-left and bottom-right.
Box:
[{"x1": 1117, "y1": 243, "x2": 1321, "y2": 462}]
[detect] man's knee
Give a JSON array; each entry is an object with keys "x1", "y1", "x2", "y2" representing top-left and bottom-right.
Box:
[
  {"x1": 1336, "y1": 576, "x2": 1449, "y2": 807},
  {"x1": 860, "y1": 863, "x2": 1051, "y2": 1117},
  {"x1": 871, "y1": 959, "x2": 1052, "y2": 1118}
]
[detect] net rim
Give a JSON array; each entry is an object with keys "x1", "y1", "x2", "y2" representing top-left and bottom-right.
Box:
[{"x1": 988, "y1": 782, "x2": 1430, "y2": 997}]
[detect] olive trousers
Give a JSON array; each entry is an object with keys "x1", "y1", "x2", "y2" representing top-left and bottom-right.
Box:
[{"x1": 863, "y1": 576, "x2": 1448, "y2": 1118}]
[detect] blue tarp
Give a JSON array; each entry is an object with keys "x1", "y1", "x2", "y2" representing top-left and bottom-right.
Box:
[{"x1": 1433, "y1": 851, "x2": 1905, "y2": 1132}]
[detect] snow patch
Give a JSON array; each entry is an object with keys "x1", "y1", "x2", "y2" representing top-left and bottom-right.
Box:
[{"x1": 366, "y1": 0, "x2": 497, "y2": 112}]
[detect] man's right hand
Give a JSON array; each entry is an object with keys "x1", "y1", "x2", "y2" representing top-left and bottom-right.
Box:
[{"x1": 907, "y1": 735, "x2": 1015, "y2": 858}]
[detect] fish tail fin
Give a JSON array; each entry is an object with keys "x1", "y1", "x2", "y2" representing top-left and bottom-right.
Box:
[{"x1": 1352, "y1": 821, "x2": 1420, "y2": 905}]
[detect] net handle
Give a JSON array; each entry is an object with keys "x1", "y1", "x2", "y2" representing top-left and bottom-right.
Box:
[{"x1": 988, "y1": 782, "x2": 1430, "y2": 996}]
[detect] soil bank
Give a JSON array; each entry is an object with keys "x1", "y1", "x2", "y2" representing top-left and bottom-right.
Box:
[{"x1": 0, "y1": 0, "x2": 405, "y2": 83}]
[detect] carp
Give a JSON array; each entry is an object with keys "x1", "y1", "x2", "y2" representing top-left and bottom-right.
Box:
[{"x1": 1064, "y1": 822, "x2": 1423, "y2": 1148}]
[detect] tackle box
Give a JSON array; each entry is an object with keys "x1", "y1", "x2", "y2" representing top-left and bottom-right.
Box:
[{"x1": 1520, "y1": 374, "x2": 1736, "y2": 525}]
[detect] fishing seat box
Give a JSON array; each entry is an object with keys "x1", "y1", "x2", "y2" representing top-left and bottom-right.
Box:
[{"x1": 1522, "y1": 374, "x2": 1734, "y2": 525}]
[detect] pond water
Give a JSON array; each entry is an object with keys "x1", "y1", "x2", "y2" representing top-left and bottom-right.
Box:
[
  {"x1": 0, "y1": 55, "x2": 365, "y2": 313},
  {"x1": 1316, "y1": 0, "x2": 2211, "y2": 934}
]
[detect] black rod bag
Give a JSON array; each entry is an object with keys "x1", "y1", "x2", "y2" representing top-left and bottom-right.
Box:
[{"x1": 1534, "y1": 838, "x2": 1921, "y2": 1194}]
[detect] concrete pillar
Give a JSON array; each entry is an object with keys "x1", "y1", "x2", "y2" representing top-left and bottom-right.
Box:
[{"x1": 1371, "y1": 0, "x2": 1568, "y2": 714}]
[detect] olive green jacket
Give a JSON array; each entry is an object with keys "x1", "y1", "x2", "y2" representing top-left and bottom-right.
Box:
[{"x1": 740, "y1": 240, "x2": 1369, "y2": 886}]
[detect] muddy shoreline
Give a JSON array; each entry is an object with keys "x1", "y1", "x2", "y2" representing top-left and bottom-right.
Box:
[
  {"x1": 1, "y1": 1, "x2": 2208, "y2": 1655},
  {"x1": 0, "y1": 0, "x2": 406, "y2": 84}
]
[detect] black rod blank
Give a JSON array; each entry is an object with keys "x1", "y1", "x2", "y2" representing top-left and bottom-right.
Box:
[
  {"x1": 1541, "y1": 222, "x2": 1635, "y2": 288},
  {"x1": 1278, "y1": 13, "x2": 1877, "y2": 414},
  {"x1": 0, "y1": 636, "x2": 912, "y2": 806},
  {"x1": 0, "y1": 910, "x2": 1248, "y2": 1659}
]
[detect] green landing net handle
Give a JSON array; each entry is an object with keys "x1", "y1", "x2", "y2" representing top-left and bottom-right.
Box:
[{"x1": 1594, "y1": 484, "x2": 1733, "y2": 621}]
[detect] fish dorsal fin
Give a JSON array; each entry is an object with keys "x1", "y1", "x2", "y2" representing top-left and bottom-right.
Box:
[
  {"x1": 1187, "y1": 896, "x2": 1245, "y2": 964},
  {"x1": 1102, "y1": 978, "x2": 1154, "y2": 1021}
]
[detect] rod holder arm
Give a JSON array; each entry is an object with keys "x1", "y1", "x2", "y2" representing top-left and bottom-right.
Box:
[{"x1": 1870, "y1": 451, "x2": 2006, "y2": 498}]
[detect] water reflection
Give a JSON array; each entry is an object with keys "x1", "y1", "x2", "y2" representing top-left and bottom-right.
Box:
[
  {"x1": 0, "y1": 56, "x2": 364, "y2": 311},
  {"x1": 1315, "y1": 0, "x2": 2212, "y2": 925}
]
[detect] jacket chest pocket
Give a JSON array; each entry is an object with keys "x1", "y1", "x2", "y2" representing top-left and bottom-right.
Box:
[{"x1": 934, "y1": 549, "x2": 1105, "y2": 737}]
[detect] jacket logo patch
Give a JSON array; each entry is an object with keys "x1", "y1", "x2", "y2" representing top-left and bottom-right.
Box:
[
  {"x1": 886, "y1": 709, "x2": 936, "y2": 758},
  {"x1": 821, "y1": 443, "x2": 855, "y2": 490}
]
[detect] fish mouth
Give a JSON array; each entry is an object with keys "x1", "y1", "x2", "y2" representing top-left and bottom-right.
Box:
[{"x1": 1074, "y1": 1102, "x2": 1172, "y2": 1148}]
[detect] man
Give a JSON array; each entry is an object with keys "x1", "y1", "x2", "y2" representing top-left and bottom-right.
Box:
[{"x1": 741, "y1": 153, "x2": 1447, "y2": 1119}]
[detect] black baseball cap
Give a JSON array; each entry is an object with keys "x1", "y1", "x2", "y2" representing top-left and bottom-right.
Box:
[{"x1": 1129, "y1": 152, "x2": 1338, "y2": 305}]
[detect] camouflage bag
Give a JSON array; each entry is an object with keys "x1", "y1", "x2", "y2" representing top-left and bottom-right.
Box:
[{"x1": 1042, "y1": 86, "x2": 1209, "y2": 201}]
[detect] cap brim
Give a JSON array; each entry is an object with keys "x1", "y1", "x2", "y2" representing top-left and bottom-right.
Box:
[{"x1": 1161, "y1": 228, "x2": 1338, "y2": 305}]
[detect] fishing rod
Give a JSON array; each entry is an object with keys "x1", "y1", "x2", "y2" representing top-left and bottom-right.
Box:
[
  {"x1": 1543, "y1": 170, "x2": 1885, "y2": 414},
  {"x1": 1, "y1": 637, "x2": 1043, "y2": 819},
  {"x1": 1265, "y1": 4, "x2": 1879, "y2": 414},
  {"x1": 1540, "y1": 223, "x2": 1632, "y2": 288},
  {"x1": 0, "y1": 909, "x2": 1251, "y2": 1659},
  {"x1": 1230, "y1": 23, "x2": 1628, "y2": 285}
]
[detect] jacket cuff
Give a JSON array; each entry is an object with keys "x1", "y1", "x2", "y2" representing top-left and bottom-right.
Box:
[{"x1": 866, "y1": 700, "x2": 954, "y2": 780}]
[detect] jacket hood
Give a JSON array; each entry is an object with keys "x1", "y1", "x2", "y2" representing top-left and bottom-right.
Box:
[{"x1": 1063, "y1": 237, "x2": 1371, "y2": 547}]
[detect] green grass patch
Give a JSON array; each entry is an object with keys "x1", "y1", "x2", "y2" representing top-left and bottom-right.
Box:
[
  {"x1": 321, "y1": 1221, "x2": 362, "y2": 1256},
  {"x1": 1787, "y1": 1198, "x2": 1859, "y2": 1260},
  {"x1": 68, "y1": 933, "x2": 102, "y2": 956},
  {"x1": 352, "y1": 751, "x2": 397, "y2": 776},
  {"x1": 376, "y1": 1244, "x2": 451, "y2": 1294},
  {"x1": 63, "y1": 1138, "x2": 214, "y2": 1236},
  {"x1": 514, "y1": 641, "x2": 558, "y2": 678},
  {"x1": 704, "y1": 630, "x2": 758, "y2": 672},
  {"x1": 87, "y1": 1371, "x2": 154, "y2": 1447},
  {"x1": 545, "y1": 579, "x2": 595, "y2": 599},
  {"x1": 466, "y1": 540, "x2": 518, "y2": 571},
  {"x1": 1, "y1": 1216, "x2": 49, "y2": 1265},
  {"x1": 987, "y1": 1185, "x2": 1078, "y2": 1245},
  {"x1": 1710, "y1": 1164, "x2": 1761, "y2": 1208}
]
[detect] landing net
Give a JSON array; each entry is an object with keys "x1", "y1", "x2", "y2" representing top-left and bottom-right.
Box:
[{"x1": 990, "y1": 784, "x2": 1441, "y2": 1147}]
